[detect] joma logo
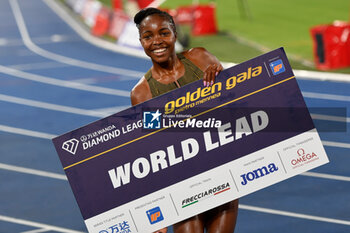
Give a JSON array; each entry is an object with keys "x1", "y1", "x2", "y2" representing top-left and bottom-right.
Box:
[{"x1": 241, "y1": 163, "x2": 278, "y2": 185}]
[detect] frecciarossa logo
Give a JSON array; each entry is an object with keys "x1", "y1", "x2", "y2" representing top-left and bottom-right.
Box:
[{"x1": 240, "y1": 163, "x2": 279, "y2": 185}]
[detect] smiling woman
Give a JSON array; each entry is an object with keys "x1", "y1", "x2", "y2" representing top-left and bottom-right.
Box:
[
  {"x1": 130, "y1": 7, "x2": 225, "y2": 105},
  {"x1": 130, "y1": 7, "x2": 238, "y2": 233}
]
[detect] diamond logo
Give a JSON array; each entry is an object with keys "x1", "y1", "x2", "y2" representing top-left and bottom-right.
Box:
[{"x1": 62, "y1": 138, "x2": 79, "y2": 155}]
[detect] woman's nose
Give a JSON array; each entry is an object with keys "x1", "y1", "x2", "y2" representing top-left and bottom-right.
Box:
[{"x1": 152, "y1": 35, "x2": 163, "y2": 45}]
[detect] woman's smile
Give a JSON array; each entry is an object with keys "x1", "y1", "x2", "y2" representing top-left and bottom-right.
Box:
[{"x1": 152, "y1": 47, "x2": 167, "y2": 56}]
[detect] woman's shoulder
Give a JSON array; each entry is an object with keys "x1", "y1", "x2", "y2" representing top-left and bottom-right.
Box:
[
  {"x1": 182, "y1": 47, "x2": 209, "y2": 59},
  {"x1": 181, "y1": 47, "x2": 221, "y2": 71},
  {"x1": 130, "y1": 76, "x2": 153, "y2": 106}
]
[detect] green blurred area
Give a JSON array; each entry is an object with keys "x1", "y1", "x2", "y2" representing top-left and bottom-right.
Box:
[
  {"x1": 99, "y1": 0, "x2": 350, "y2": 72},
  {"x1": 99, "y1": 0, "x2": 112, "y2": 6},
  {"x1": 162, "y1": 0, "x2": 350, "y2": 72}
]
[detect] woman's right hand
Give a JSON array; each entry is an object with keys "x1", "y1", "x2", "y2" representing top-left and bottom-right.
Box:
[{"x1": 203, "y1": 63, "x2": 223, "y2": 87}]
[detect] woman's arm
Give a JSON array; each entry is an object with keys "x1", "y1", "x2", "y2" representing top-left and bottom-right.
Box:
[
  {"x1": 183, "y1": 47, "x2": 223, "y2": 86},
  {"x1": 130, "y1": 77, "x2": 153, "y2": 106}
]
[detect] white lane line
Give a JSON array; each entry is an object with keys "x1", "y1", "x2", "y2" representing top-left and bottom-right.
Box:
[
  {"x1": 239, "y1": 204, "x2": 350, "y2": 226},
  {"x1": 0, "y1": 215, "x2": 84, "y2": 233},
  {"x1": 0, "y1": 35, "x2": 79, "y2": 47},
  {"x1": 322, "y1": 140, "x2": 350, "y2": 149},
  {"x1": 0, "y1": 37, "x2": 23, "y2": 46},
  {"x1": 310, "y1": 113, "x2": 350, "y2": 123},
  {"x1": 10, "y1": 0, "x2": 144, "y2": 78},
  {"x1": 21, "y1": 228, "x2": 51, "y2": 233},
  {"x1": 0, "y1": 124, "x2": 56, "y2": 139},
  {"x1": 71, "y1": 77, "x2": 98, "y2": 84},
  {"x1": 302, "y1": 91, "x2": 350, "y2": 102},
  {"x1": 0, "y1": 93, "x2": 107, "y2": 118},
  {"x1": 9, "y1": 61, "x2": 69, "y2": 71},
  {"x1": 32, "y1": 34, "x2": 81, "y2": 44},
  {"x1": 295, "y1": 70, "x2": 350, "y2": 83},
  {"x1": 311, "y1": 113, "x2": 349, "y2": 123},
  {"x1": 0, "y1": 163, "x2": 67, "y2": 181},
  {"x1": 43, "y1": 0, "x2": 148, "y2": 60},
  {"x1": 0, "y1": 64, "x2": 130, "y2": 97},
  {"x1": 301, "y1": 172, "x2": 350, "y2": 182},
  {"x1": 0, "y1": 35, "x2": 80, "y2": 47},
  {"x1": 0, "y1": 38, "x2": 8, "y2": 46}
]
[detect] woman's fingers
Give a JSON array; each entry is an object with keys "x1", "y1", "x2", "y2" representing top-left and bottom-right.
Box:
[
  {"x1": 203, "y1": 65, "x2": 214, "y2": 86},
  {"x1": 203, "y1": 64, "x2": 223, "y2": 86}
]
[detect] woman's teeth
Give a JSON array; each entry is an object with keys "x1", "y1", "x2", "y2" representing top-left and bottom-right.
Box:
[{"x1": 153, "y1": 48, "x2": 166, "y2": 54}]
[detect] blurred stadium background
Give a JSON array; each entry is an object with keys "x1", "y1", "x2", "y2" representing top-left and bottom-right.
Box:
[{"x1": 75, "y1": 0, "x2": 350, "y2": 71}]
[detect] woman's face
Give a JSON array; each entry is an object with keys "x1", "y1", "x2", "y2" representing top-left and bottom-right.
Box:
[{"x1": 139, "y1": 14, "x2": 176, "y2": 64}]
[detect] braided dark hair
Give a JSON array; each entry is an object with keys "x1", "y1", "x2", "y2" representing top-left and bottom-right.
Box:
[{"x1": 134, "y1": 7, "x2": 176, "y2": 34}]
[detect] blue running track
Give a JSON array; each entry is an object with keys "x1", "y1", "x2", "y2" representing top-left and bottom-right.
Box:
[{"x1": 0, "y1": 0, "x2": 349, "y2": 232}]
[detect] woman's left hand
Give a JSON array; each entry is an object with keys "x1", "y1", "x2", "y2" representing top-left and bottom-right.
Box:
[{"x1": 203, "y1": 63, "x2": 223, "y2": 87}]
